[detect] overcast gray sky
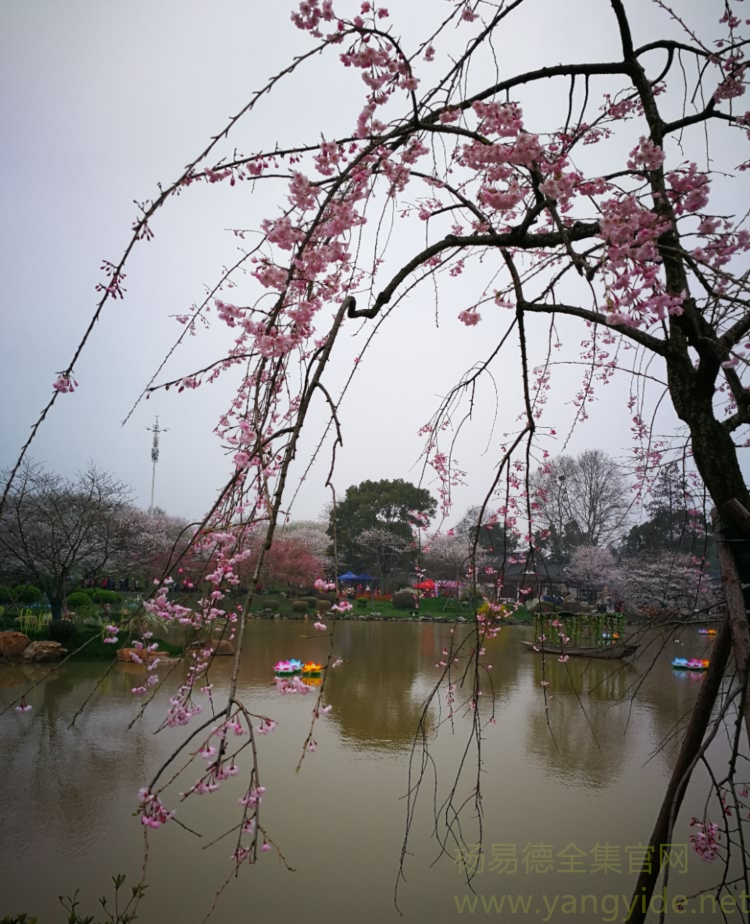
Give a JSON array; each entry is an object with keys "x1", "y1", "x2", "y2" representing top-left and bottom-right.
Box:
[{"x1": 2, "y1": 0, "x2": 747, "y2": 526}]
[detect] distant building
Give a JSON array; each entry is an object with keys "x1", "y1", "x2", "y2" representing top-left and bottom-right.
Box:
[{"x1": 491, "y1": 556, "x2": 606, "y2": 604}]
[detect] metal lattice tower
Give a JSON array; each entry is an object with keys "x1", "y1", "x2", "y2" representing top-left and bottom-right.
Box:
[{"x1": 146, "y1": 416, "x2": 168, "y2": 514}]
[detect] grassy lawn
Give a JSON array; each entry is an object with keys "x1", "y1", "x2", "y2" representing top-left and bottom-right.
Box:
[{"x1": 246, "y1": 595, "x2": 535, "y2": 623}]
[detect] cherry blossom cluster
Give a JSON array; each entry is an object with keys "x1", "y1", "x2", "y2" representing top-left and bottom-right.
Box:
[
  {"x1": 476, "y1": 601, "x2": 514, "y2": 642},
  {"x1": 184, "y1": 751, "x2": 239, "y2": 798},
  {"x1": 95, "y1": 261, "x2": 127, "y2": 300},
  {"x1": 103, "y1": 624, "x2": 120, "y2": 645},
  {"x1": 127, "y1": 633, "x2": 163, "y2": 696},
  {"x1": 161, "y1": 649, "x2": 212, "y2": 726},
  {"x1": 137, "y1": 789, "x2": 175, "y2": 829},
  {"x1": 598, "y1": 196, "x2": 682, "y2": 327},
  {"x1": 689, "y1": 818, "x2": 720, "y2": 862},
  {"x1": 52, "y1": 373, "x2": 78, "y2": 394}
]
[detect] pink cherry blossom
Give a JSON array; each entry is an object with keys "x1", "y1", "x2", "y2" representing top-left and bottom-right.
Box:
[
  {"x1": 458, "y1": 309, "x2": 481, "y2": 326},
  {"x1": 52, "y1": 374, "x2": 78, "y2": 394}
]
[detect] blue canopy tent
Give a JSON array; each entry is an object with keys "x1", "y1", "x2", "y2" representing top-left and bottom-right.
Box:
[
  {"x1": 338, "y1": 571, "x2": 359, "y2": 583},
  {"x1": 355, "y1": 572, "x2": 377, "y2": 584}
]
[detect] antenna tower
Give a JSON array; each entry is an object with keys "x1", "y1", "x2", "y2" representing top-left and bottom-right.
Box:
[{"x1": 146, "y1": 416, "x2": 169, "y2": 514}]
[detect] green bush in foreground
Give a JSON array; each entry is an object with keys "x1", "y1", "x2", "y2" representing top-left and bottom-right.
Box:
[
  {"x1": 85, "y1": 588, "x2": 121, "y2": 604},
  {"x1": 0, "y1": 586, "x2": 17, "y2": 605},
  {"x1": 12, "y1": 585, "x2": 44, "y2": 604}
]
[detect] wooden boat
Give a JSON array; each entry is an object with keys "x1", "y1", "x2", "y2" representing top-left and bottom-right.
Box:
[{"x1": 521, "y1": 640, "x2": 639, "y2": 660}]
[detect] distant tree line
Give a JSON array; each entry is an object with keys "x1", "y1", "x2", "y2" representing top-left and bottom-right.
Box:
[
  {"x1": 0, "y1": 461, "x2": 193, "y2": 620},
  {"x1": 326, "y1": 453, "x2": 715, "y2": 610},
  {"x1": 0, "y1": 454, "x2": 713, "y2": 617}
]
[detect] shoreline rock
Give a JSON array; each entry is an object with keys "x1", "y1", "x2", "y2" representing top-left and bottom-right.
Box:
[
  {"x1": 23, "y1": 640, "x2": 67, "y2": 662},
  {"x1": 0, "y1": 631, "x2": 32, "y2": 659}
]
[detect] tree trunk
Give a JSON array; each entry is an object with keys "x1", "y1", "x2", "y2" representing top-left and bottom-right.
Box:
[
  {"x1": 713, "y1": 510, "x2": 750, "y2": 741},
  {"x1": 48, "y1": 595, "x2": 63, "y2": 622},
  {"x1": 626, "y1": 373, "x2": 750, "y2": 918},
  {"x1": 626, "y1": 612, "x2": 732, "y2": 924}
]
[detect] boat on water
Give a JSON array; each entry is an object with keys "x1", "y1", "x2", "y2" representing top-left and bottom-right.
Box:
[
  {"x1": 672, "y1": 658, "x2": 710, "y2": 671},
  {"x1": 520, "y1": 640, "x2": 639, "y2": 660}
]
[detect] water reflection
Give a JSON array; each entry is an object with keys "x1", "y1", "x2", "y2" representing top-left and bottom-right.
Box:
[
  {"x1": 0, "y1": 622, "x2": 736, "y2": 924},
  {"x1": 326, "y1": 623, "x2": 430, "y2": 749}
]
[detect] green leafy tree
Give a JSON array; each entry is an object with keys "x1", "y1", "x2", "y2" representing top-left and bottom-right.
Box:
[
  {"x1": 622, "y1": 463, "x2": 712, "y2": 558},
  {"x1": 329, "y1": 479, "x2": 437, "y2": 571},
  {"x1": 533, "y1": 519, "x2": 587, "y2": 562},
  {"x1": 454, "y1": 506, "x2": 520, "y2": 557}
]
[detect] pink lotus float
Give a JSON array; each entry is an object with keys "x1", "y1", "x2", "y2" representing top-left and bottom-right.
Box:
[{"x1": 274, "y1": 659, "x2": 303, "y2": 676}]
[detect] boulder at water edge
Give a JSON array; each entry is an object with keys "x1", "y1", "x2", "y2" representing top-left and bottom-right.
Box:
[
  {"x1": 0, "y1": 631, "x2": 31, "y2": 659},
  {"x1": 22, "y1": 640, "x2": 67, "y2": 662}
]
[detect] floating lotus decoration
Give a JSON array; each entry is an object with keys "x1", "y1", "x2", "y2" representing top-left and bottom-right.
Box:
[
  {"x1": 302, "y1": 661, "x2": 323, "y2": 677},
  {"x1": 274, "y1": 659, "x2": 303, "y2": 676},
  {"x1": 274, "y1": 660, "x2": 294, "y2": 676},
  {"x1": 275, "y1": 659, "x2": 318, "y2": 677},
  {"x1": 698, "y1": 629, "x2": 717, "y2": 636},
  {"x1": 301, "y1": 676, "x2": 322, "y2": 687},
  {"x1": 672, "y1": 658, "x2": 710, "y2": 671}
]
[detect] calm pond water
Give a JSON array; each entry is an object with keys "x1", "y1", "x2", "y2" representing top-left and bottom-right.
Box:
[{"x1": 0, "y1": 621, "x2": 734, "y2": 923}]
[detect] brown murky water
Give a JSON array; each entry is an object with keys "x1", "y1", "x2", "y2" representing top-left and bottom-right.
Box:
[{"x1": 0, "y1": 621, "x2": 733, "y2": 923}]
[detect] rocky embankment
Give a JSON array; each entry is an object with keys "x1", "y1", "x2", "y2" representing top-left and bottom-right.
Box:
[{"x1": 0, "y1": 631, "x2": 67, "y2": 662}]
